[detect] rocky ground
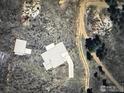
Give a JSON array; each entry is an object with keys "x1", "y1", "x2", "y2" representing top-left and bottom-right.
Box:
[{"x1": 0, "y1": 0, "x2": 84, "y2": 93}]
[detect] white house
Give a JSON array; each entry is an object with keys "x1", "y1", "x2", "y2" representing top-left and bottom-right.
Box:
[{"x1": 41, "y1": 42, "x2": 74, "y2": 78}]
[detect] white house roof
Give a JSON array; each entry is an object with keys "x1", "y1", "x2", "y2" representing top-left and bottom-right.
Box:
[
  {"x1": 41, "y1": 42, "x2": 67, "y2": 69},
  {"x1": 14, "y1": 39, "x2": 27, "y2": 55},
  {"x1": 45, "y1": 43, "x2": 55, "y2": 50},
  {"x1": 14, "y1": 39, "x2": 31, "y2": 55},
  {"x1": 41, "y1": 42, "x2": 74, "y2": 78}
]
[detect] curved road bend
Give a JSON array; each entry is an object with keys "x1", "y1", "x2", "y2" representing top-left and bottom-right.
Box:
[
  {"x1": 76, "y1": 0, "x2": 89, "y2": 91},
  {"x1": 76, "y1": 0, "x2": 124, "y2": 92}
]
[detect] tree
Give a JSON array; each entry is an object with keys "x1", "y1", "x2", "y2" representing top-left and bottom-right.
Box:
[
  {"x1": 102, "y1": 79, "x2": 108, "y2": 86},
  {"x1": 85, "y1": 38, "x2": 98, "y2": 52},
  {"x1": 105, "y1": 0, "x2": 117, "y2": 6},
  {"x1": 96, "y1": 43, "x2": 107, "y2": 60},
  {"x1": 94, "y1": 72, "x2": 98, "y2": 78},
  {"x1": 122, "y1": 5, "x2": 124, "y2": 11},
  {"x1": 86, "y1": 51, "x2": 93, "y2": 60},
  {"x1": 98, "y1": 66, "x2": 105, "y2": 74},
  {"x1": 87, "y1": 88, "x2": 93, "y2": 93},
  {"x1": 85, "y1": 35, "x2": 102, "y2": 53}
]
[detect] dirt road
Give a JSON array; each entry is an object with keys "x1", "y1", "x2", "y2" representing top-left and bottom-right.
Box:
[
  {"x1": 76, "y1": 0, "x2": 89, "y2": 91},
  {"x1": 92, "y1": 53, "x2": 124, "y2": 92},
  {"x1": 76, "y1": 0, "x2": 124, "y2": 92}
]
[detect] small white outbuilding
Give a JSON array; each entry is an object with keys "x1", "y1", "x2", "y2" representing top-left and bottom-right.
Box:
[
  {"x1": 14, "y1": 39, "x2": 32, "y2": 55},
  {"x1": 41, "y1": 42, "x2": 74, "y2": 78}
]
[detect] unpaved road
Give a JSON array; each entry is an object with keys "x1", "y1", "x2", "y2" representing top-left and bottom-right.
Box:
[
  {"x1": 92, "y1": 53, "x2": 124, "y2": 92},
  {"x1": 76, "y1": 0, "x2": 89, "y2": 91},
  {"x1": 76, "y1": 0, "x2": 124, "y2": 92}
]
